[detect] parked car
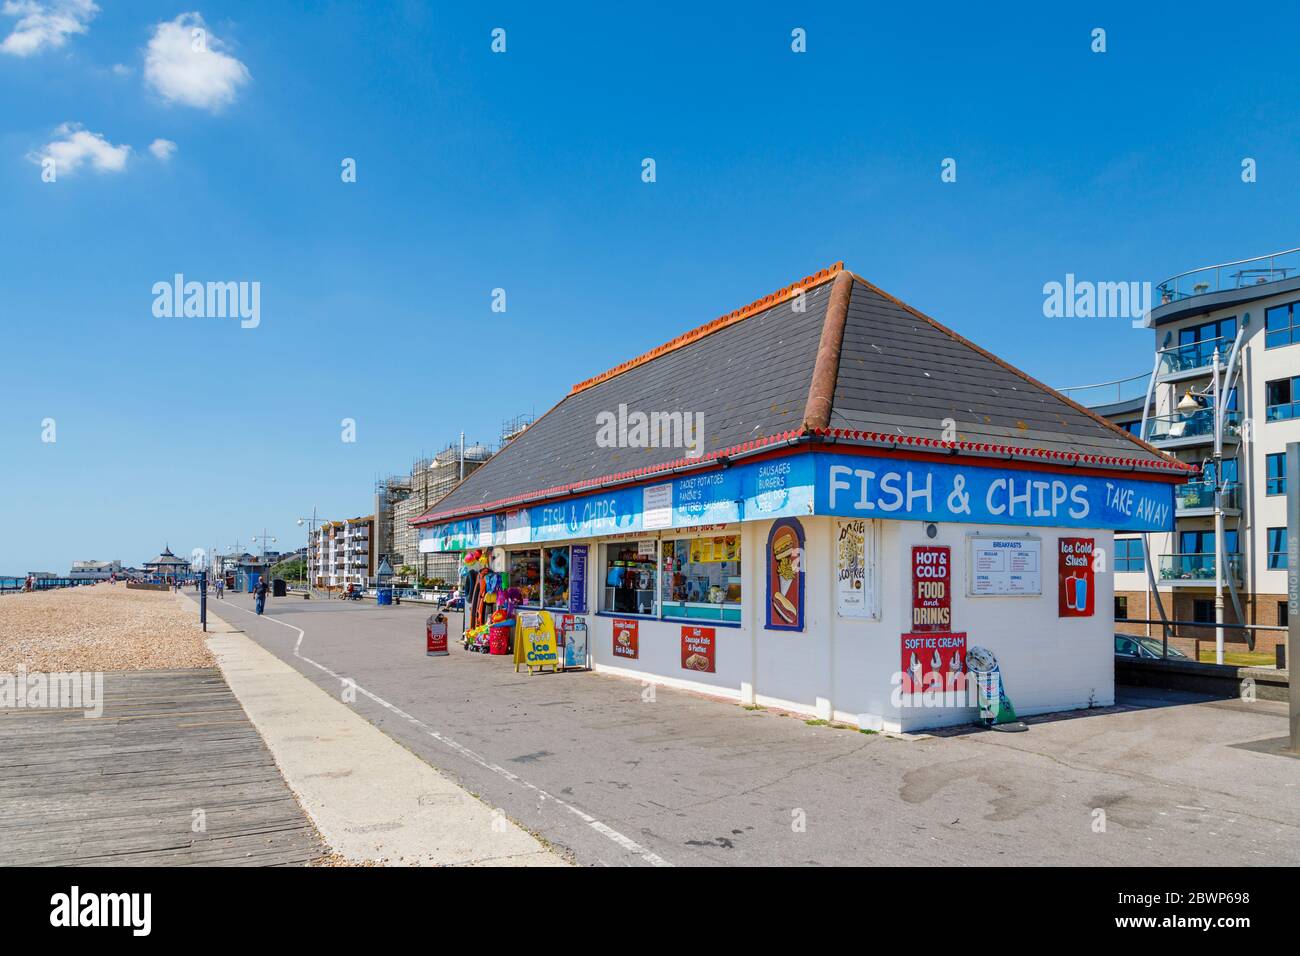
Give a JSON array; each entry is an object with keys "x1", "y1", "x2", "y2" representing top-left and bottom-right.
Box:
[{"x1": 1114, "y1": 634, "x2": 1190, "y2": 661}]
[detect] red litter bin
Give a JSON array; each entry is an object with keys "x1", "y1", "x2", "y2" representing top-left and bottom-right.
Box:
[{"x1": 488, "y1": 622, "x2": 512, "y2": 655}]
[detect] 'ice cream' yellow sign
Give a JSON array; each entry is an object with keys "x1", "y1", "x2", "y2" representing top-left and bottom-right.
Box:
[{"x1": 514, "y1": 610, "x2": 558, "y2": 674}]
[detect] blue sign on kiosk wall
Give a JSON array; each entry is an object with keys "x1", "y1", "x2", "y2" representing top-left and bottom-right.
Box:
[
  {"x1": 569, "y1": 544, "x2": 589, "y2": 613},
  {"x1": 419, "y1": 451, "x2": 1176, "y2": 551}
]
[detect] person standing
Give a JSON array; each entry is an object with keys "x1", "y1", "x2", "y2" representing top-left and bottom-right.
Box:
[
  {"x1": 254, "y1": 576, "x2": 269, "y2": 615},
  {"x1": 215, "y1": 576, "x2": 224, "y2": 600}
]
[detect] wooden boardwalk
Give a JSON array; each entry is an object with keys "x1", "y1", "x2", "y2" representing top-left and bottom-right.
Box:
[{"x1": 0, "y1": 668, "x2": 324, "y2": 866}]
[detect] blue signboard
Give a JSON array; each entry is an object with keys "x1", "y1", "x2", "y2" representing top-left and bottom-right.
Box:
[
  {"x1": 815, "y1": 453, "x2": 1173, "y2": 533},
  {"x1": 417, "y1": 450, "x2": 1175, "y2": 551},
  {"x1": 569, "y1": 544, "x2": 589, "y2": 614}
]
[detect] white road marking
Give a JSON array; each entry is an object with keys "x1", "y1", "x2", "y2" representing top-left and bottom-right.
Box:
[{"x1": 217, "y1": 599, "x2": 673, "y2": 867}]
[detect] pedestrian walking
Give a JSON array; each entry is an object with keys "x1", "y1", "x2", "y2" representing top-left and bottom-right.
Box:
[
  {"x1": 215, "y1": 577, "x2": 224, "y2": 600},
  {"x1": 254, "y1": 576, "x2": 269, "y2": 615}
]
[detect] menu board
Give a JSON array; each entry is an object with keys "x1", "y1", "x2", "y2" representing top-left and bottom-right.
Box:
[
  {"x1": 642, "y1": 483, "x2": 673, "y2": 530},
  {"x1": 969, "y1": 536, "x2": 1041, "y2": 596},
  {"x1": 569, "y1": 545, "x2": 588, "y2": 614}
]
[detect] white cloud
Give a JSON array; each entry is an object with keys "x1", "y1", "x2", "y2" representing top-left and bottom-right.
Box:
[
  {"x1": 28, "y1": 122, "x2": 130, "y2": 175},
  {"x1": 144, "y1": 13, "x2": 249, "y2": 111},
  {"x1": 149, "y1": 138, "x2": 177, "y2": 161},
  {"x1": 0, "y1": 0, "x2": 97, "y2": 57},
  {"x1": 110, "y1": 62, "x2": 130, "y2": 76}
]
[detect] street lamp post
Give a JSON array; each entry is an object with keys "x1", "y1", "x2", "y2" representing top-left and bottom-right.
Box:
[{"x1": 298, "y1": 508, "x2": 328, "y2": 597}]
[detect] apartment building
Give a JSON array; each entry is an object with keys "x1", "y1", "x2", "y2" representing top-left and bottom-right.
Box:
[
  {"x1": 373, "y1": 435, "x2": 506, "y2": 585},
  {"x1": 1066, "y1": 246, "x2": 1300, "y2": 658},
  {"x1": 306, "y1": 515, "x2": 375, "y2": 590}
]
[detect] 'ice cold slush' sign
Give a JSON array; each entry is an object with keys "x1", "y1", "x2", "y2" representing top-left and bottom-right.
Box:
[
  {"x1": 1058, "y1": 537, "x2": 1095, "y2": 617},
  {"x1": 819, "y1": 454, "x2": 1174, "y2": 532}
]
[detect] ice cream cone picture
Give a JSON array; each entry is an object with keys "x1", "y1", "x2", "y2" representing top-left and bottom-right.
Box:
[{"x1": 766, "y1": 519, "x2": 804, "y2": 630}]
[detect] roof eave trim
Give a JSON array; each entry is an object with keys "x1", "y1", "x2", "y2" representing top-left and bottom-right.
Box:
[{"x1": 807, "y1": 427, "x2": 1196, "y2": 476}]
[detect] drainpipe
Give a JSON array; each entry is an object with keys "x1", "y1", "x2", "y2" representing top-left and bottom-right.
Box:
[{"x1": 1213, "y1": 347, "x2": 1225, "y2": 664}]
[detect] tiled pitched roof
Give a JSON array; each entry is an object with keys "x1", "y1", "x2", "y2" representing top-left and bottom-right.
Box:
[{"x1": 414, "y1": 265, "x2": 1188, "y2": 526}]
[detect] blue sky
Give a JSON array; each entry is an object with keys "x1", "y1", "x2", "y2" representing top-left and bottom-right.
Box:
[{"x1": 2, "y1": 1, "x2": 1298, "y2": 573}]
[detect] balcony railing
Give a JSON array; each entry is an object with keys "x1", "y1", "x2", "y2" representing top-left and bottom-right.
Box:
[
  {"x1": 1144, "y1": 408, "x2": 1239, "y2": 443},
  {"x1": 1174, "y1": 480, "x2": 1240, "y2": 512},
  {"x1": 1054, "y1": 373, "x2": 1149, "y2": 408},
  {"x1": 1157, "y1": 246, "x2": 1300, "y2": 304},
  {"x1": 1156, "y1": 336, "x2": 1232, "y2": 377},
  {"x1": 1159, "y1": 553, "x2": 1242, "y2": 582}
]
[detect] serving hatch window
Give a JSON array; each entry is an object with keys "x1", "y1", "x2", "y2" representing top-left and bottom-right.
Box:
[
  {"x1": 661, "y1": 534, "x2": 741, "y2": 624},
  {"x1": 508, "y1": 549, "x2": 541, "y2": 606},
  {"x1": 602, "y1": 541, "x2": 658, "y2": 616}
]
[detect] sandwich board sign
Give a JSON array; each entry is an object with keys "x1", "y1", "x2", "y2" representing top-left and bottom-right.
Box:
[{"x1": 514, "y1": 610, "x2": 558, "y2": 674}]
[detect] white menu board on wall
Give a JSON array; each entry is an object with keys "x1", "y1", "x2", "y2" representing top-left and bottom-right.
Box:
[{"x1": 968, "y1": 535, "x2": 1041, "y2": 596}]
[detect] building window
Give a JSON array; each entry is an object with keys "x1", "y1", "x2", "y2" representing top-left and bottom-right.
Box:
[
  {"x1": 1192, "y1": 599, "x2": 1215, "y2": 624},
  {"x1": 601, "y1": 541, "x2": 658, "y2": 615},
  {"x1": 1174, "y1": 317, "x2": 1237, "y2": 368},
  {"x1": 1267, "y1": 452, "x2": 1287, "y2": 495},
  {"x1": 507, "y1": 549, "x2": 541, "y2": 606},
  {"x1": 1179, "y1": 529, "x2": 1237, "y2": 555},
  {"x1": 1268, "y1": 528, "x2": 1288, "y2": 569},
  {"x1": 1280, "y1": 601, "x2": 1289, "y2": 628},
  {"x1": 1204, "y1": 457, "x2": 1238, "y2": 484},
  {"x1": 1266, "y1": 377, "x2": 1300, "y2": 421},
  {"x1": 1265, "y1": 300, "x2": 1300, "y2": 349},
  {"x1": 1114, "y1": 595, "x2": 1128, "y2": 620},
  {"x1": 661, "y1": 535, "x2": 742, "y2": 624},
  {"x1": 1114, "y1": 537, "x2": 1145, "y2": 572},
  {"x1": 541, "y1": 546, "x2": 571, "y2": 610}
]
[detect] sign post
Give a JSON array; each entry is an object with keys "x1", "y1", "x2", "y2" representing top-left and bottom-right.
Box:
[
  {"x1": 1286, "y1": 442, "x2": 1300, "y2": 753},
  {"x1": 426, "y1": 614, "x2": 448, "y2": 657}
]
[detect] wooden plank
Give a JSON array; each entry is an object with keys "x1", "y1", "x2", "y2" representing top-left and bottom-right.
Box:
[{"x1": 0, "y1": 667, "x2": 324, "y2": 866}]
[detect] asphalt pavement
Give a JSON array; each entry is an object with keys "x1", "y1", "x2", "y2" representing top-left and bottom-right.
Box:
[{"x1": 201, "y1": 590, "x2": 1300, "y2": 866}]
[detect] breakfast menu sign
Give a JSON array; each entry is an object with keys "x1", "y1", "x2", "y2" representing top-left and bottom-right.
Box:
[{"x1": 969, "y1": 535, "x2": 1042, "y2": 596}]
